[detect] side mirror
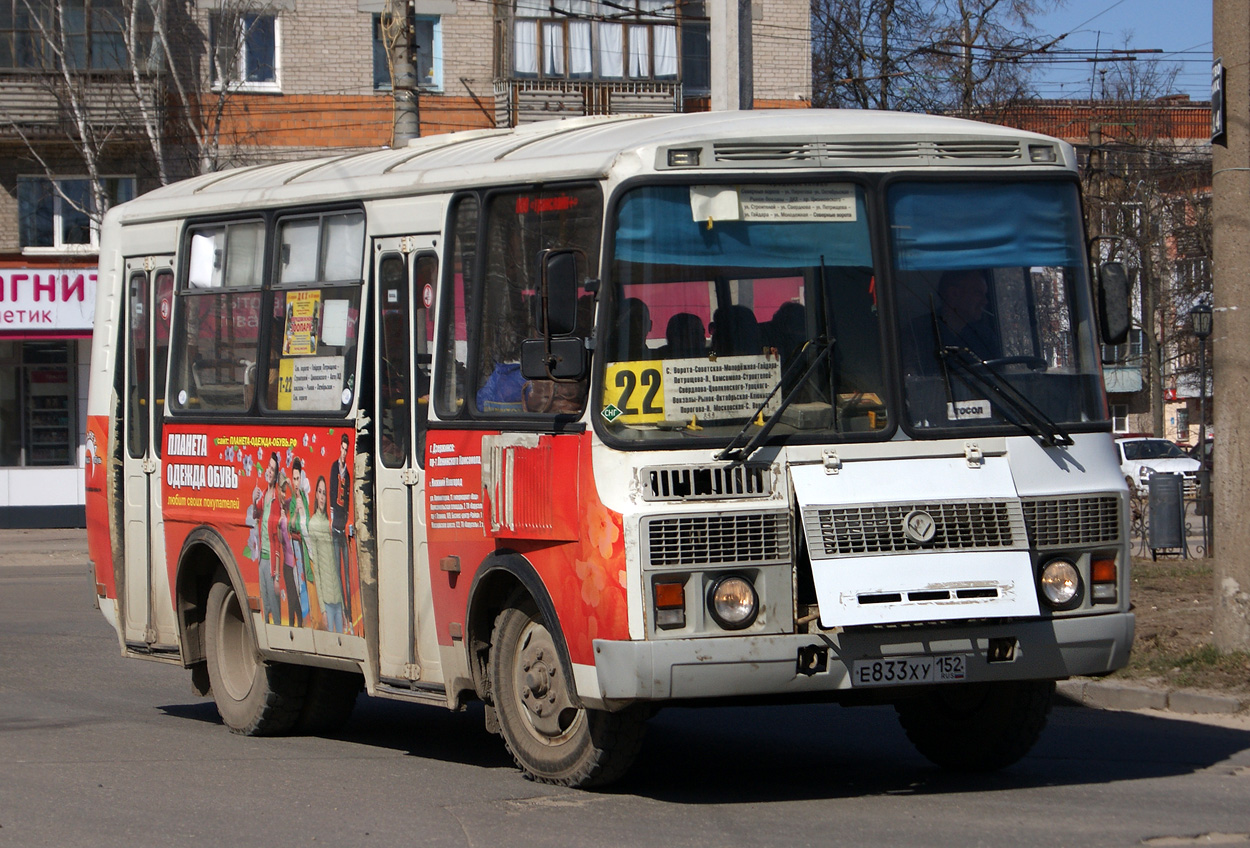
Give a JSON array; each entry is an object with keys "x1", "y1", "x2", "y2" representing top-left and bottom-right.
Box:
[
  {"x1": 520, "y1": 337, "x2": 586, "y2": 380},
  {"x1": 541, "y1": 249, "x2": 583, "y2": 337},
  {"x1": 1098, "y1": 262, "x2": 1131, "y2": 345}
]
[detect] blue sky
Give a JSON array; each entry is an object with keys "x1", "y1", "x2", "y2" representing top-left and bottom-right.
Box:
[{"x1": 1027, "y1": 0, "x2": 1213, "y2": 100}]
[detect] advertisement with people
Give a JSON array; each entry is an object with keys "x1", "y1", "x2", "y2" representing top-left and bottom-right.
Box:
[{"x1": 162, "y1": 424, "x2": 360, "y2": 635}]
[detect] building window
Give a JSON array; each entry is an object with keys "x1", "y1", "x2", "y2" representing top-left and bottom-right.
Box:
[
  {"x1": 1102, "y1": 327, "x2": 1144, "y2": 365},
  {"x1": 508, "y1": 0, "x2": 692, "y2": 83},
  {"x1": 1175, "y1": 407, "x2": 1190, "y2": 443},
  {"x1": 17, "y1": 176, "x2": 135, "y2": 252},
  {"x1": 211, "y1": 12, "x2": 279, "y2": 91},
  {"x1": 0, "y1": 0, "x2": 151, "y2": 71},
  {"x1": 373, "y1": 13, "x2": 442, "y2": 92},
  {"x1": 1110, "y1": 403, "x2": 1128, "y2": 433}
]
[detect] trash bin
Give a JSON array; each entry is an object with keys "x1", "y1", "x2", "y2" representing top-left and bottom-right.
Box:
[{"x1": 1147, "y1": 472, "x2": 1186, "y2": 558}]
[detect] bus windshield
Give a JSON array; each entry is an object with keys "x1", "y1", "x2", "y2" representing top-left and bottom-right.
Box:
[
  {"x1": 600, "y1": 182, "x2": 887, "y2": 442},
  {"x1": 599, "y1": 179, "x2": 1106, "y2": 444},
  {"x1": 890, "y1": 181, "x2": 1105, "y2": 435}
]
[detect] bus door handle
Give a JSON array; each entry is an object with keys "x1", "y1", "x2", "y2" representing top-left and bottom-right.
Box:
[
  {"x1": 142, "y1": 457, "x2": 158, "y2": 474},
  {"x1": 401, "y1": 468, "x2": 420, "y2": 487}
]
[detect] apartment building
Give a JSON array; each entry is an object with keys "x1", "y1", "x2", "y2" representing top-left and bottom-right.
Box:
[{"x1": 0, "y1": 0, "x2": 811, "y2": 526}]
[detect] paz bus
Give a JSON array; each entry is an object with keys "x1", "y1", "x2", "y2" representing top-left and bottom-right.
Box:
[{"x1": 86, "y1": 110, "x2": 1133, "y2": 788}]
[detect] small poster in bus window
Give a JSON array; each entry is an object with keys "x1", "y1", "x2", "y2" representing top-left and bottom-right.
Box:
[
  {"x1": 283, "y1": 290, "x2": 321, "y2": 355},
  {"x1": 603, "y1": 354, "x2": 782, "y2": 424},
  {"x1": 278, "y1": 356, "x2": 345, "y2": 411}
]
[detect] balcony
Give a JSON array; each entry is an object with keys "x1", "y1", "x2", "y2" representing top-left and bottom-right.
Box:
[
  {"x1": 493, "y1": 79, "x2": 681, "y2": 127},
  {"x1": 1103, "y1": 362, "x2": 1144, "y2": 394},
  {"x1": 0, "y1": 72, "x2": 160, "y2": 139}
]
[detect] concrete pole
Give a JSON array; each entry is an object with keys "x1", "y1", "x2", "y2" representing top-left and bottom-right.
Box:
[
  {"x1": 1211, "y1": 0, "x2": 1250, "y2": 651},
  {"x1": 388, "y1": 0, "x2": 419, "y2": 146},
  {"x1": 710, "y1": 0, "x2": 753, "y2": 111}
]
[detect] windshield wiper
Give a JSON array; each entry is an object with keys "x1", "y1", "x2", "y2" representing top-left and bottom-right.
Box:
[
  {"x1": 939, "y1": 345, "x2": 1074, "y2": 448},
  {"x1": 715, "y1": 336, "x2": 836, "y2": 465}
]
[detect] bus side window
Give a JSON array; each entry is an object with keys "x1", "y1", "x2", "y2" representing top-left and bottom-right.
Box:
[
  {"x1": 378, "y1": 254, "x2": 409, "y2": 468},
  {"x1": 434, "y1": 196, "x2": 476, "y2": 418},
  {"x1": 414, "y1": 253, "x2": 437, "y2": 463},
  {"x1": 169, "y1": 222, "x2": 264, "y2": 413}
]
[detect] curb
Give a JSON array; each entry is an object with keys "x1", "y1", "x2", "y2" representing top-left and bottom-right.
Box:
[{"x1": 1056, "y1": 678, "x2": 1248, "y2": 716}]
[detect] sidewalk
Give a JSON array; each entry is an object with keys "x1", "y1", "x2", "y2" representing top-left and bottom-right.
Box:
[
  {"x1": 5, "y1": 529, "x2": 1244, "y2": 715},
  {"x1": 0, "y1": 527, "x2": 89, "y2": 568}
]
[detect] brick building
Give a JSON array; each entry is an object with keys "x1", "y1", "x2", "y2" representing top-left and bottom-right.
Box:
[{"x1": 0, "y1": 0, "x2": 811, "y2": 526}]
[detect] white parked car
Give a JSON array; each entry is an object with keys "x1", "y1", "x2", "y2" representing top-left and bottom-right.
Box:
[{"x1": 1115, "y1": 437, "x2": 1200, "y2": 495}]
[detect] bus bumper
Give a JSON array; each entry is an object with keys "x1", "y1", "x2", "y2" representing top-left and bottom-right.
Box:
[{"x1": 589, "y1": 612, "x2": 1134, "y2": 703}]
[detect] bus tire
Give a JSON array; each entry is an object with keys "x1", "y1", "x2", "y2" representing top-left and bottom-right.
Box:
[
  {"x1": 205, "y1": 579, "x2": 307, "y2": 736},
  {"x1": 297, "y1": 669, "x2": 361, "y2": 734},
  {"x1": 895, "y1": 680, "x2": 1054, "y2": 772},
  {"x1": 488, "y1": 600, "x2": 647, "y2": 788}
]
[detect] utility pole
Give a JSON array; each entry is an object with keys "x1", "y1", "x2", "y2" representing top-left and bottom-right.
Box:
[
  {"x1": 710, "y1": 0, "x2": 753, "y2": 110},
  {"x1": 1211, "y1": 0, "x2": 1250, "y2": 651},
  {"x1": 387, "y1": 0, "x2": 419, "y2": 146}
]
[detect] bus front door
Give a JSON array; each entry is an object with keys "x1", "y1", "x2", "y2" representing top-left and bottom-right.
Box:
[
  {"x1": 372, "y1": 238, "x2": 441, "y2": 685},
  {"x1": 120, "y1": 257, "x2": 177, "y2": 650}
]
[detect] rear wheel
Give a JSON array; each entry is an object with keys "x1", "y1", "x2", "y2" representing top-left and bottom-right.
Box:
[
  {"x1": 488, "y1": 600, "x2": 647, "y2": 788},
  {"x1": 297, "y1": 669, "x2": 361, "y2": 734},
  {"x1": 895, "y1": 680, "x2": 1054, "y2": 772},
  {"x1": 204, "y1": 578, "x2": 307, "y2": 735}
]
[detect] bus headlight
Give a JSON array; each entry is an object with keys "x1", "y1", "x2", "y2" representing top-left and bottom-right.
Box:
[
  {"x1": 1039, "y1": 559, "x2": 1083, "y2": 610},
  {"x1": 707, "y1": 575, "x2": 759, "y2": 630}
]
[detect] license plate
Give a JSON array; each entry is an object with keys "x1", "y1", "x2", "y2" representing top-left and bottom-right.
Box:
[{"x1": 851, "y1": 655, "x2": 966, "y2": 688}]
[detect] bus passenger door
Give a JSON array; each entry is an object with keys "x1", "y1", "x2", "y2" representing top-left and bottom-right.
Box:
[
  {"x1": 121, "y1": 257, "x2": 177, "y2": 649},
  {"x1": 372, "y1": 238, "x2": 441, "y2": 684}
]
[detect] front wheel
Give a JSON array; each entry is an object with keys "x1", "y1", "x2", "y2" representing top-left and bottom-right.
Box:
[
  {"x1": 488, "y1": 600, "x2": 647, "y2": 788},
  {"x1": 895, "y1": 680, "x2": 1054, "y2": 772},
  {"x1": 204, "y1": 578, "x2": 307, "y2": 735}
]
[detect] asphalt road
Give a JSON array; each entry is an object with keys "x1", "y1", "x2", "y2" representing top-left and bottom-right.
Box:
[{"x1": 2, "y1": 556, "x2": 1249, "y2": 847}]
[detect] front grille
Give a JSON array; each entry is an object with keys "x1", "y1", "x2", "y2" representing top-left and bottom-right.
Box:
[
  {"x1": 645, "y1": 512, "x2": 791, "y2": 567},
  {"x1": 804, "y1": 500, "x2": 1025, "y2": 557},
  {"x1": 1022, "y1": 495, "x2": 1121, "y2": 547},
  {"x1": 642, "y1": 464, "x2": 771, "y2": 501}
]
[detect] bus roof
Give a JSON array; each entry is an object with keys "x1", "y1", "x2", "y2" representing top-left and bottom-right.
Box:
[{"x1": 111, "y1": 110, "x2": 1075, "y2": 224}]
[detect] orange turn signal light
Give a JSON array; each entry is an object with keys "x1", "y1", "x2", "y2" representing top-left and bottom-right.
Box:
[
  {"x1": 654, "y1": 582, "x2": 685, "y2": 609},
  {"x1": 1091, "y1": 559, "x2": 1117, "y2": 584}
]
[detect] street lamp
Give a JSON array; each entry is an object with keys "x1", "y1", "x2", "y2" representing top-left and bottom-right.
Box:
[{"x1": 1189, "y1": 302, "x2": 1212, "y2": 554}]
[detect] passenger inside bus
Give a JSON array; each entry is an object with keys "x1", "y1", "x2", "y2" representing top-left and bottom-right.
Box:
[
  {"x1": 710, "y1": 304, "x2": 762, "y2": 356},
  {"x1": 615, "y1": 297, "x2": 653, "y2": 360},
  {"x1": 660, "y1": 312, "x2": 706, "y2": 359}
]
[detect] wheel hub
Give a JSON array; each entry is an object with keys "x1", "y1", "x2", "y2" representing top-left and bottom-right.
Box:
[{"x1": 513, "y1": 622, "x2": 579, "y2": 740}]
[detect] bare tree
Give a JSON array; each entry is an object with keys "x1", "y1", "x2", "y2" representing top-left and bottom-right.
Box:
[
  {"x1": 1086, "y1": 56, "x2": 1211, "y2": 436},
  {"x1": 812, "y1": 0, "x2": 1063, "y2": 114},
  {"x1": 3, "y1": 0, "x2": 276, "y2": 234}
]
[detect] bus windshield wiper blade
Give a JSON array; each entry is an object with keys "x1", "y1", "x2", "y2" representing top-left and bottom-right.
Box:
[
  {"x1": 940, "y1": 346, "x2": 1073, "y2": 448},
  {"x1": 716, "y1": 336, "x2": 836, "y2": 465}
]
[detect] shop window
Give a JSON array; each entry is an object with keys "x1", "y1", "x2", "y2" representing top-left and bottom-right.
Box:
[
  {"x1": 0, "y1": 341, "x2": 76, "y2": 467},
  {"x1": 18, "y1": 176, "x2": 135, "y2": 251},
  {"x1": 373, "y1": 13, "x2": 441, "y2": 91},
  {"x1": 266, "y1": 211, "x2": 365, "y2": 413},
  {"x1": 211, "y1": 11, "x2": 279, "y2": 90}
]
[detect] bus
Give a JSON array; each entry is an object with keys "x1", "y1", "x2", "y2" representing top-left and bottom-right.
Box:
[{"x1": 86, "y1": 110, "x2": 1133, "y2": 788}]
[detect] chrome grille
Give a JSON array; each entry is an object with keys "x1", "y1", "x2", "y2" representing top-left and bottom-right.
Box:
[
  {"x1": 1022, "y1": 495, "x2": 1121, "y2": 547},
  {"x1": 804, "y1": 500, "x2": 1025, "y2": 557},
  {"x1": 642, "y1": 464, "x2": 771, "y2": 501},
  {"x1": 645, "y1": 512, "x2": 791, "y2": 567}
]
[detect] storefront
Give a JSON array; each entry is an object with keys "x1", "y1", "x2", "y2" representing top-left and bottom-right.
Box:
[{"x1": 0, "y1": 261, "x2": 95, "y2": 528}]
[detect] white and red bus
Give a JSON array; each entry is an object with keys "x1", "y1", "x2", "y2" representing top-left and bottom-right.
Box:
[{"x1": 86, "y1": 110, "x2": 1133, "y2": 787}]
